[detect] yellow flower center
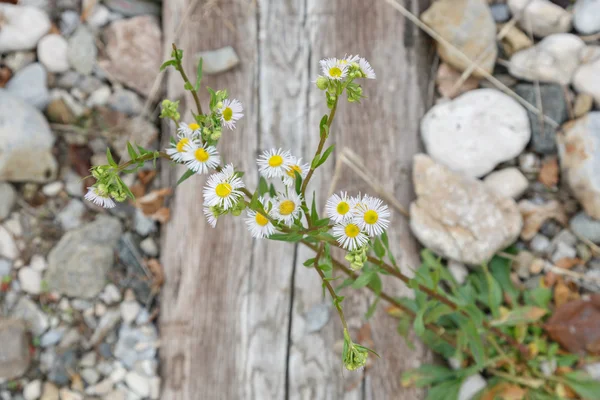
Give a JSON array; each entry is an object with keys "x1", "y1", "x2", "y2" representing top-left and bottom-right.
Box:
[
  {"x1": 189, "y1": 123, "x2": 200, "y2": 131},
  {"x1": 176, "y1": 138, "x2": 189, "y2": 153},
  {"x1": 215, "y1": 183, "x2": 232, "y2": 198},
  {"x1": 269, "y1": 155, "x2": 283, "y2": 167},
  {"x1": 255, "y1": 212, "x2": 269, "y2": 227},
  {"x1": 364, "y1": 210, "x2": 379, "y2": 225},
  {"x1": 286, "y1": 165, "x2": 302, "y2": 178},
  {"x1": 279, "y1": 200, "x2": 295, "y2": 216},
  {"x1": 336, "y1": 201, "x2": 350, "y2": 215},
  {"x1": 222, "y1": 107, "x2": 233, "y2": 121},
  {"x1": 194, "y1": 148, "x2": 209, "y2": 162},
  {"x1": 345, "y1": 223, "x2": 360, "y2": 238},
  {"x1": 329, "y1": 66, "x2": 342, "y2": 78}
]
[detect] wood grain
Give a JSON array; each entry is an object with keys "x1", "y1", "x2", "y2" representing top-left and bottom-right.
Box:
[{"x1": 160, "y1": 0, "x2": 434, "y2": 398}]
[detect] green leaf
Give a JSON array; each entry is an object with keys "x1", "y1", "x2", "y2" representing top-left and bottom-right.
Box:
[
  {"x1": 195, "y1": 57, "x2": 203, "y2": 91},
  {"x1": 269, "y1": 183, "x2": 277, "y2": 198},
  {"x1": 319, "y1": 114, "x2": 328, "y2": 138},
  {"x1": 563, "y1": 371, "x2": 600, "y2": 400},
  {"x1": 464, "y1": 320, "x2": 485, "y2": 366},
  {"x1": 373, "y1": 238, "x2": 385, "y2": 258},
  {"x1": 294, "y1": 170, "x2": 302, "y2": 194},
  {"x1": 490, "y1": 306, "x2": 547, "y2": 327},
  {"x1": 258, "y1": 177, "x2": 269, "y2": 196},
  {"x1": 302, "y1": 258, "x2": 315, "y2": 267},
  {"x1": 311, "y1": 154, "x2": 320, "y2": 169},
  {"x1": 336, "y1": 277, "x2": 354, "y2": 291},
  {"x1": 318, "y1": 263, "x2": 332, "y2": 272},
  {"x1": 413, "y1": 301, "x2": 431, "y2": 337},
  {"x1": 116, "y1": 176, "x2": 135, "y2": 199},
  {"x1": 126, "y1": 142, "x2": 138, "y2": 161},
  {"x1": 249, "y1": 189, "x2": 260, "y2": 210},
  {"x1": 310, "y1": 192, "x2": 318, "y2": 223},
  {"x1": 269, "y1": 233, "x2": 303, "y2": 242},
  {"x1": 314, "y1": 218, "x2": 330, "y2": 228},
  {"x1": 490, "y1": 253, "x2": 519, "y2": 306},
  {"x1": 397, "y1": 317, "x2": 415, "y2": 350},
  {"x1": 106, "y1": 148, "x2": 117, "y2": 167},
  {"x1": 482, "y1": 263, "x2": 502, "y2": 318},
  {"x1": 206, "y1": 86, "x2": 217, "y2": 110},
  {"x1": 424, "y1": 303, "x2": 454, "y2": 324},
  {"x1": 159, "y1": 59, "x2": 177, "y2": 71},
  {"x1": 401, "y1": 365, "x2": 455, "y2": 388},
  {"x1": 364, "y1": 295, "x2": 380, "y2": 319},
  {"x1": 177, "y1": 169, "x2": 196, "y2": 185},
  {"x1": 369, "y1": 273, "x2": 382, "y2": 295},
  {"x1": 425, "y1": 379, "x2": 463, "y2": 400},
  {"x1": 351, "y1": 271, "x2": 374, "y2": 289},
  {"x1": 315, "y1": 144, "x2": 335, "y2": 168},
  {"x1": 184, "y1": 82, "x2": 193, "y2": 91},
  {"x1": 524, "y1": 287, "x2": 552, "y2": 309}
]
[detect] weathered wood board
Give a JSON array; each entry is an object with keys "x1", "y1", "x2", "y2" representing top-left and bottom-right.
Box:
[{"x1": 160, "y1": 0, "x2": 434, "y2": 398}]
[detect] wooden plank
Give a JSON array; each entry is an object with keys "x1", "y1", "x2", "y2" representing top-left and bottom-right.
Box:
[{"x1": 288, "y1": 1, "x2": 435, "y2": 399}]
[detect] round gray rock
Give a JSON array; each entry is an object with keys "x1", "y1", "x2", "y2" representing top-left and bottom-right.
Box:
[
  {"x1": 0, "y1": 183, "x2": 16, "y2": 220},
  {"x1": 67, "y1": 25, "x2": 97, "y2": 75},
  {"x1": 570, "y1": 211, "x2": 600, "y2": 243},
  {"x1": 5, "y1": 63, "x2": 50, "y2": 110}
]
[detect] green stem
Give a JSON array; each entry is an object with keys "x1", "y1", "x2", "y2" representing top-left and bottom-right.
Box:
[
  {"x1": 172, "y1": 43, "x2": 203, "y2": 116},
  {"x1": 313, "y1": 242, "x2": 349, "y2": 331},
  {"x1": 116, "y1": 151, "x2": 170, "y2": 173}
]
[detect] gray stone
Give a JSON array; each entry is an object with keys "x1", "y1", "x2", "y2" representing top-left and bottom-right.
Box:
[
  {"x1": 87, "y1": 4, "x2": 111, "y2": 28},
  {"x1": 37, "y1": 34, "x2": 70, "y2": 73},
  {"x1": 67, "y1": 26, "x2": 97, "y2": 75},
  {"x1": 196, "y1": 46, "x2": 240, "y2": 75},
  {"x1": 490, "y1": 4, "x2": 511, "y2": 22},
  {"x1": 41, "y1": 348, "x2": 77, "y2": 386},
  {"x1": 557, "y1": 113, "x2": 600, "y2": 219},
  {"x1": 0, "y1": 5, "x2": 51, "y2": 52},
  {"x1": 585, "y1": 362, "x2": 600, "y2": 380},
  {"x1": 56, "y1": 71, "x2": 82, "y2": 90},
  {"x1": 134, "y1": 209, "x2": 156, "y2": 236},
  {"x1": 0, "y1": 226, "x2": 18, "y2": 260},
  {"x1": 86, "y1": 86, "x2": 111, "y2": 108},
  {"x1": 125, "y1": 371, "x2": 150, "y2": 397},
  {"x1": 0, "y1": 183, "x2": 16, "y2": 220},
  {"x1": 530, "y1": 234, "x2": 551, "y2": 254},
  {"x1": 458, "y1": 374, "x2": 487, "y2": 400},
  {"x1": 81, "y1": 368, "x2": 100, "y2": 385},
  {"x1": 0, "y1": 259, "x2": 11, "y2": 277},
  {"x1": 0, "y1": 90, "x2": 57, "y2": 182},
  {"x1": 114, "y1": 324, "x2": 158, "y2": 368},
  {"x1": 46, "y1": 216, "x2": 122, "y2": 298},
  {"x1": 11, "y1": 297, "x2": 49, "y2": 336},
  {"x1": 108, "y1": 89, "x2": 143, "y2": 115},
  {"x1": 56, "y1": 199, "x2": 86, "y2": 230},
  {"x1": 570, "y1": 211, "x2": 600, "y2": 243},
  {"x1": 514, "y1": 84, "x2": 568, "y2": 154},
  {"x1": 0, "y1": 319, "x2": 31, "y2": 379},
  {"x1": 139, "y1": 237, "x2": 158, "y2": 257},
  {"x1": 79, "y1": 75, "x2": 104, "y2": 95},
  {"x1": 5, "y1": 63, "x2": 50, "y2": 110},
  {"x1": 87, "y1": 308, "x2": 120, "y2": 347},
  {"x1": 3, "y1": 51, "x2": 36, "y2": 73},
  {"x1": 304, "y1": 303, "x2": 330, "y2": 333},
  {"x1": 508, "y1": 0, "x2": 572, "y2": 37},
  {"x1": 552, "y1": 241, "x2": 577, "y2": 262},
  {"x1": 574, "y1": 0, "x2": 600, "y2": 35},
  {"x1": 103, "y1": 0, "x2": 160, "y2": 16},
  {"x1": 59, "y1": 10, "x2": 80, "y2": 36},
  {"x1": 409, "y1": 155, "x2": 523, "y2": 265},
  {"x1": 40, "y1": 327, "x2": 66, "y2": 347}
]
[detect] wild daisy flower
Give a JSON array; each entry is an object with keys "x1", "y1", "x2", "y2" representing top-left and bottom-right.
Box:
[
  {"x1": 341, "y1": 54, "x2": 360, "y2": 65},
  {"x1": 183, "y1": 143, "x2": 220, "y2": 174},
  {"x1": 320, "y1": 58, "x2": 348, "y2": 81},
  {"x1": 333, "y1": 220, "x2": 369, "y2": 251},
  {"x1": 218, "y1": 99, "x2": 244, "y2": 129},
  {"x1": 325, "y1": 192, "x2": 356, "y2": 223},
  {"x1": 245, "y1": 197, "x2": 276, "y2": 239},
  {"x1": 272, "y1": 192, "x2": 303, "y2": 226},
  {"x1": 358, "y1": 57, "x2": 376, "y2": 79},
  {"x1": 257, "y1": 148, "x2": 293, "y2": 179},
  {"x1": 166, "y1": 122, "x2": 200, "y2": 163},
  {"x1": 282, "y1": 157, "x2": 309, "y2": 187},
  {"x1": 203, "y1": 205, "x2": 219, "y2": 228},
  {"x1": 353, "y1": 195, "x2": 390, "y2": 237},
  {"x1": 203, "y1": 163, "x2": 245, "y2": 210},
  {"x1": 84, "y1": 186, "x2": 116, "y2": 208}
]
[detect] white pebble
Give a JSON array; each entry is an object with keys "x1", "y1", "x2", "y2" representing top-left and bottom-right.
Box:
[
  {"x1": 125, "y1": 371, "x2": 150, "y2": 397},
  {"x1": 29, "y1": 254, "x2": 47, "y2": 272},
  {"x1": 139, "y1": 237, "x2": 158, "y2": 257},
  {"x1": 37, "y1": 34, "x2": 69, "y2": 73},
  {"x1": 42, "y1": 181, "x2": 63, "y2": 197},
  {"x1": 448, "y1": 260, "x2": 469, "y2": 285},
  {"x1": 23, "y1": 379, "x2": 42, "y2": 400},
  {"x1": 100, "y1": 283, "x2": 122, "y2": 304},
  {"x1": 18, "y1": 266, "x2": 42, "y2": 295},
  {"x1": 483, "y1": 167, "x2": 529, "y2": 199}
]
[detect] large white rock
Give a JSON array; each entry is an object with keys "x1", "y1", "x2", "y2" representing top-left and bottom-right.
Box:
[
  {"x1": 0, "y1": 5, "x2": 51, "y2": 52},
  {"x1": 37, "y1": 34, "x2": 69, "y2": 73},
  {"x1": 573, "y1": 50, "x2": 600, "y2": 105},
  {"x1": 410, "y1": 155, "x2": 523, "y2": 265},
  {"x1": 483, "y1": 167, "x2": 529, "y2": 199},
  {"x1": 509, "y1": 34, "x2": 586, "y2": 85},
  {"x1": 508, "y1": 0, "x2": 572, "y2": 37},
  {"x1": 557, "y1": 112, "x2": 600, "y2": 219},
  {"x1": 574, "y1": 0, "x2": 600, "y2": 35},
  {"x1": 421, "y1": 89, "x2": 530, "y2": 178},
  {"x1": 0, "y1": 90, "x2": 56, "y2": 182}
]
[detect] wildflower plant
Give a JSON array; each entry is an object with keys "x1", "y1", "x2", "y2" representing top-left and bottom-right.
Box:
[{"x1": 87, "y1": 44, "x2": 600, "y2": 398}]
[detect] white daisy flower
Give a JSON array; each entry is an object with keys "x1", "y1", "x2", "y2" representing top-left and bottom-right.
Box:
[
  {"x1": 320, "y1": 58, "x2": 348, "y2": 81},
  {"x1": 84, "y1": 186, "x2": 116, "y2": 208},
  {"x1": 358, "y1": 57, "x2": 376, "y2": 79},
  {"x1": 272, "y1": 192, "x2": 303, "y2": 226},
  {"x1": 353, "y1": 195, "x2": 390, "y2": 237},
  {"x1": 218, "y1": 99, "x2": 244, "y2": 130},
  {"x1": 257, "y1": 148, "x2": 294, "y2": 179},
  {"x1": 333, "y1": 221, "x2": 369, "y2": 251},
  {"x1": 325, "y1": 191, "x2": 356, "y2": 223},
  {"x1": 182, "y1": 143, "x2": 220, "y2": 175},
  {"x1": 245, "y1": 197, "x2": 276, "y2": 239},
  {"x1": 203, "y1": 164, "x2": 245, "y2": 210},
  {"x1": 166, "y1": 123, "x2": 200, "y2": 163},
  {"x1": 203, "y1": 205, "x2": 219, "y2": 228},
  {"x1": 282, "y1": 157, "x2": 309, "y2": 187},
  {"x1": 341, "y1": 54, "x2": 360, "y2": 65}
]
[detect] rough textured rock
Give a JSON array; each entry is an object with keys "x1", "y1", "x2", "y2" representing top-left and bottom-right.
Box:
[
  {"x1": 557, "y1": 112, "x2": 600, "y2": 219},
  {"x1": 574, "y1": 0, "x2": 600, "y2": 35},
  {"x1": 409, "y1": 155, "x2": 523, "y2": 265},
  {"x1": 0, "y1": 319, "x2": 31, "y2": 379},
  {"x1": 509, "y1": 34, "x2": 585, "y2": 85},
  {"x1": 46, "y1": 216, "x2": 122, "y2": 298},
  {"x1": 99, "y1": 16, "x2": 162, "y2": 96},
  {"x1": 421, "y1": 0, "x2": 496, "y2": 77},
  {"x1": 0, "y1": 5, "x2": 51, "y2": 52},
  {"x1": 11, "y1": 297, "x2": 49, "y2": 336},
  {"x1": 513, "y1": 83, "x2": 568, "y2": 154},
  {"x1": 421, "y1": 89, "x2": 530, "y2": 177},
  {"x1": 508, "y1": 0, "x2": 572, "y2": 37},
  {"x1": 67, "y1": 26, "x2": 97, "y2": 75},
  {"x1": 483, "y1": 167, "x2": 529, "y2": 199},
  {"x1": 0, "y1": 90, "x2": 57, "y2": 182}
]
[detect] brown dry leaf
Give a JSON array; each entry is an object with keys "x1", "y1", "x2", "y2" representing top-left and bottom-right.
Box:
[
  {"x1": 129, "y1": 182, "x2": 146, "y2": 199},
  {"x1": 538, "y1": 157, "x2": 559, "y2": 188},
  {"x1": 135, "y1": 188, "x2": 172, "y2": 215},
  {"x1": 518, "y1": 200, "x2": 569, "y2": 240},
  {"x1": 68, "y1": 145, "x2": 93, "y2": 178},
  {"x1": 151, "y1": 207, "x2": 170, "y2": 224},
  {"x1": 146, "y1": 258, "x2": 164, "y2": 291},
  {"x1": 554, "y1": 257, "x2": 583, "y2": 270},
  {"x1": 545, "y1": 295, "x2": 600, "y2": 355},
  {"x1": 435, "y1": 63, "x2": 480, "y2": 99},
  {"x1": 480, "y1": 382, "x2": 526, "y2": 400},
  {"x1": 554, "y1": 280, "x2": 579, "y2": 308},
  {"x1": 0, "y1": 66, "x2": 11, "y2": 88},
  {"x1": 138, "y1": 170, "x2": 157, "y2": 186}
]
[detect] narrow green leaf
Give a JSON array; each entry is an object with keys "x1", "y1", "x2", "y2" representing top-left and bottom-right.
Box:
[
  {"x1": 106, "y1": 148, "x2": 117, "y2": 167},
  {"x1": 315, "y1": 144, "x2": 335, "y2": 168},
  {"x1": 126, "y1": 142, "x2": 138, "y2": 161},
  {"x1": 269, "y1": 183, "x2": 277, "y2": 198},
  {"x1": 159, "y1": 59, "x2": 177, "y2": 71},
  {"x1": 365, "y1": 295, "x2": 380, "y2": 319},
  {"x1": 424, "y1": 303, "x2": 454, "y2": 324},
  {"x1": 258, "y1": 177, "x2": 269, "y2": 196},
  {"x1": 311, "y1": 154, "x2": 320, "y2": 169},
  {"x1": 294, "y1": 170, "x2": 302, "y2": 194},
  {"x1": 464, "y1": 319, "x2": 485, "y2": 366},
  {"x1": 401, "y1": 365, "x2": 455, "y2": 388},
  {"x1": 177, "y1": 169, "x2": 196, "y2": 185},
  {"x1": 490, "y1": 252, "x2": 519, "y2": 306},
  {"x1": 249, "y1": 189, "x2": 260, "y2": 210},
  {"x1": 524, "y1": 287, "x2": 552, "y2": 309},
  {"x1": 269, "y1": 233, "x2": 303, "y2": 242},
  {"x1": 373, "y1": 237, "x2": 385, "y2": 258},
  {"x1": 482, "y1": 263, "x2": 502, "y2": 318},
  {"x1": 563, "y1": 371, "x2": 600, "y2": 400},
  {"x1": 397, "y1": 317, "x2": 415, "y2": 350},
  {"x1": 413, "y1": 304, "x2": 428, "y2": 337},
  {"x1": 310, "y1": 192, "x2": 318, "y2": 223},
  {"x1": 302, "y1": 258, "x2": 315, "y2": 267},
  {"x1": 116, "y1": 176, "x2": 135, "y2": 199},
  {"x1": 195, "y1": 57, "x2": 203, "y2": 91},
  {"x1": 336, "y1": 277, "x2": 354, "y2": 291},
  {"x1": 206, "y1": 86, "x2": 217, "y2": 110},
  {"x1": 314, "y1": 218, "x2": 330, "y2": 227},
  {"x1": 351, "y1": 271, "x2": 374, "y2": 289},
  {"x1": 368, "y1": 273, "x2": 382, "y2": 295},
  {"x1": 425, "y1": 379, "x2": 463, "y2": 400}
]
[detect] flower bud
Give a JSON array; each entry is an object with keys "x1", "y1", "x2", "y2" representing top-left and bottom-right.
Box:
[
  {"x1": 211, "y1": 130, "x2": 222, "y2": 141},
  {"x1": 342, "y1": 329, "x2": 368, "y2": 371},
  {"x1": 316, "y1": 76, "x2": 328, "y2": 90}
]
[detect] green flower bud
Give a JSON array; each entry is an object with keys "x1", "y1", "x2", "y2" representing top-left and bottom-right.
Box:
[
  {"x1": 216, "y1": 101, "x2": 223, "y2": 109},
  {"x1": 342, "y1": 329, "x2": 368, "y2": 371},
  {"x1": 211, "y1": 130, "x2": 222, "y2": 141},
  {"x1": 316, "y1": 76, "x2": 329, "y2": 90},
  {"x1": 160, "y1": 99, "x2": 181, "y2": 121}
]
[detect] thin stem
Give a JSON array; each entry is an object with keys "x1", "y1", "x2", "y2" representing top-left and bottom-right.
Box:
[
  {"x1": 313, "y1": 242, "x2": 349, "y2": 331},
  {"x1": 117, "y1": 151, "x2": 170, "y2": 173},
  {"x1": 172, "y1": 43, "x2": 203, "y2": 116}
]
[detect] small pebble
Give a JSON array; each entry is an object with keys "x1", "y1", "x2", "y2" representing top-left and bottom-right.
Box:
[
  {"x1": 448, "y1": 260, "x2": 469, "y2": 285},
  {"x1": 23, "y1": 379, "x2": 42, "y2": 400},
  {"x1": 125, "y1": 371, "x2": 150, "y2": 397},
  {"x1": 530, "y1": 234, "x2": 551, "y2": 254},
  {"x1": 140, "y1": 237, "x2": 158, "y2": 257},
  {"x1": 42, "y1": 181, "x2": 64, "y2": 197},
  {"x1": 18, "y1": 266, "x2": 42, "y2": 295}
]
